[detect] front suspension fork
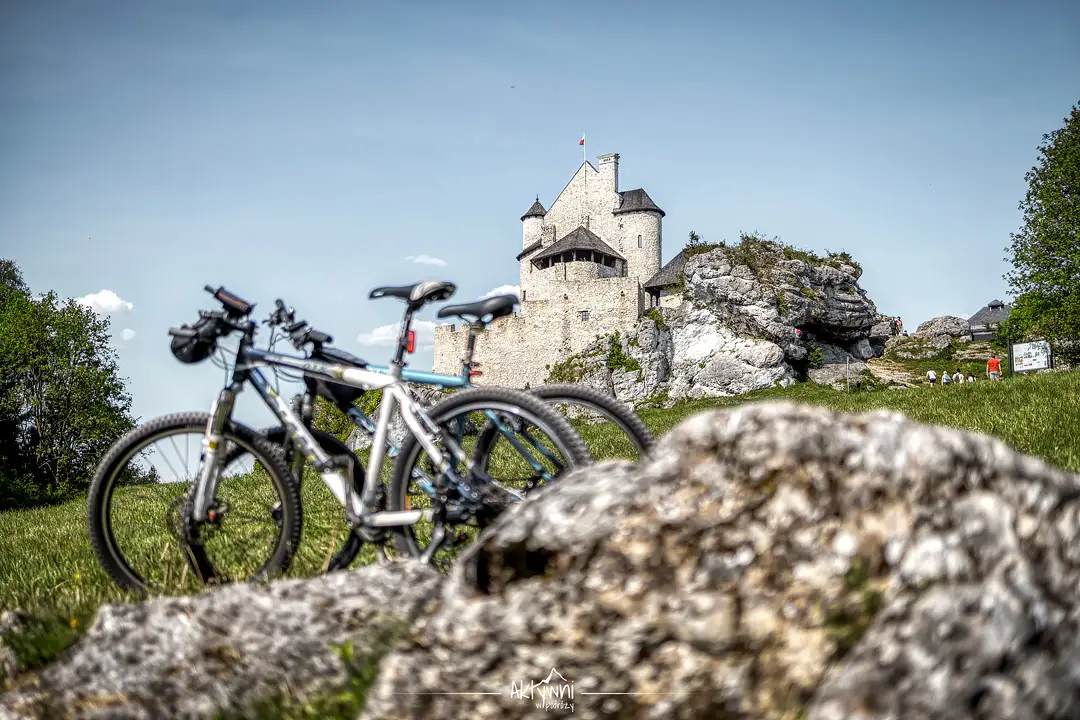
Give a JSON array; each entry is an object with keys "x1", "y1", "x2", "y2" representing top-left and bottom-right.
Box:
[{"x1": 191, "y1": 388, "x2": 237, "y2": 521}]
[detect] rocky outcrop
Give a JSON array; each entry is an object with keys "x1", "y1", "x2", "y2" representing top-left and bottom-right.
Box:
[
  {"x1": 0, "y1": 563, "x2": 441, "y2": 719},
  {"x1": 807, "y1": 342, "x2": 869, "y2": 390},
  {"x1": 362, "y1": 402, "x2": 1080, "y2": 719},
  {"x1": 5, "y1": 403, "x2": 1080, "y2": 719},
  {"x1": 883, "y1": 316, "x2": 976, "y2": 362},
  {"x1": 915, "y1": 315, "x2": 972, "y2": 341},
  {"x1": 551, "y1": 241, "x2": 893, "y2": 404}
]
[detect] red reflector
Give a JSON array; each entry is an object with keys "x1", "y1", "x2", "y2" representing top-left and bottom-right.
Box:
[
  {"x1": 406, "y1": 330, "x2": 416, "y2": 353},
  {"x1": 468, "y1": 369, "x2": 483, "y2": 377}
]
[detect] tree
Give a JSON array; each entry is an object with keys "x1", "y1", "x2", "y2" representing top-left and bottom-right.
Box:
[
  {"x1": 1002, "y1": 101, "x2": 1080, "y2": 364},
  {"x1": 0, "y1": 259, "x2": 137, "y2": 508},
  {"x1": 686, "y1": 230, "x2": 704, "y2": 248}
]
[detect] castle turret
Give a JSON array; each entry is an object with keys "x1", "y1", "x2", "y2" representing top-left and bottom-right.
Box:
[
  {"x1": 519, "y1": 197, "x2": 547, "y2": 304},
  {"x1": 613, "y1": 188, "x2": 665, "y2": 282},
  {"x1": 520, "y1": 197, "x2": 546, "y2": 249}
]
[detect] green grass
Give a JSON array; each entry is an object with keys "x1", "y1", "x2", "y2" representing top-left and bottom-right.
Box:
[{"x1": 2, "y1": 369, "x2": 1078, "y2": 713}]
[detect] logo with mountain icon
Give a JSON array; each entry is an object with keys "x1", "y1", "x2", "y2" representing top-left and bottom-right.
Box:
[{"x1": 509, "y1": 667, "x2": 575, "y2": 712}]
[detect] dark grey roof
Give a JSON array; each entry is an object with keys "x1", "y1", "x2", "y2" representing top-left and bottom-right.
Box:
[
  {"x1": 643, "y1": 249, "x2": 688, "y2": 289},
  {"x1": 531, "y1": 226, "x2": 625, "y2": 263},
  {"x1": 613, "y1": 188, "x2": 665, "y2": 218},
  {"x1": 516, "y1": 240, "x2": 543, "y2": 261},
  {"x1": 520, "y1": 197, "x2": 546, "y2": 221},
  {"x1": 968, "y1": 299, "x2": 1012, "y2": 327}
]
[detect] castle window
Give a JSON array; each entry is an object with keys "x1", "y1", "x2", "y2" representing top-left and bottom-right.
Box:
[
  {"x1": 522, "y1": 290, "x2": 526, "y2": 301},
  {"x1": 637, "y1": 234, "x2": 643, "y2": 248},
  {"x1": 580, "y1": 310, "x2": 589, "y2": 322}
]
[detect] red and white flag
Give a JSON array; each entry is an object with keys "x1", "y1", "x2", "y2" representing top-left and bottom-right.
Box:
[{"x1": 579, "y1": 133, "x2": 585, "y2": 146}]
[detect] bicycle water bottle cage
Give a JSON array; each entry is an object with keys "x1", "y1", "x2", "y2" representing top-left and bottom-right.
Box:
[{"x1": 368, "y1": 280, "x2": 457, "y2": 311}]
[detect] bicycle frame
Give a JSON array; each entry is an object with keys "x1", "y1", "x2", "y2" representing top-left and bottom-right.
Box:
[{"x1": 191, "y1": 330, "x2": 486, "y2": 533}]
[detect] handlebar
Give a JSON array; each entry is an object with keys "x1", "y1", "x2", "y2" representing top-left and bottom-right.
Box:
[{"x1": 263, "y1": 298, "x2": 333, "y2": 351}]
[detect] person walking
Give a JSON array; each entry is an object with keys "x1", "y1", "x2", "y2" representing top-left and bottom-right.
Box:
[
  {"x1": 942, "y1": 370, "x2": 952, "y2": 386},
  {"x1": 987, "y1": 354, "x2": 1002, "y2": 381},
  {"x1": 952, "y1": 369, "x2": 964, "y2": 385},
  {"x1": 926, "y1": 368, "x2": 938, "y2": 386}
]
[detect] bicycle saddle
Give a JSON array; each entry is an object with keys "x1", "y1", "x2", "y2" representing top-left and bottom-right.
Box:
[
  {"x1": 436, "y1": 294, "x2": 518, "y2": 324},
  {"x1": 369, "y1": 281, "x2": 457, "y2": 310}
]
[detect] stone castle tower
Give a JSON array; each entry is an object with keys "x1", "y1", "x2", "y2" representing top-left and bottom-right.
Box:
[{"x1": 433, "y1": 152, "x2": 666, "y2": 388}]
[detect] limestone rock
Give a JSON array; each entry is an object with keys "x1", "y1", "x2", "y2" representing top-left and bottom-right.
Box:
[
  {"x1": 807, "y1": 343, "x2": 869, "y2": 390},
  {"x1": 0, "y1": 563, "x2": 441, "y2": 719},
  {"x1": 0, "y1": 611, "x2": 27, "y2": 682},
  {"x1": 849, "y1": 337, "x2": 875, "y2": 360},
  {"x1": 361, "y1": 401, "x2": 1080, "y2": 720},
  {"x1": 539, "y1": 242, "x2": 891, "y2": 402},
  {"x1": 915, "y1": 315, "x2": 972, "y2": 341}
]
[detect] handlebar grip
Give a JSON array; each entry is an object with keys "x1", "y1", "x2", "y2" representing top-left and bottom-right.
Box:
[
  {"x1": 308, "y1": 330, "x2": 332, "y2": 344},
  {"x1": 204, "y1": 285, "x2": 254, "y2": 316}
]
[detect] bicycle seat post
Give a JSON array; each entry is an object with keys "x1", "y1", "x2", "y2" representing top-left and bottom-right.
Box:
[
  {"x1": 391, "y1": 306, "x2": 414, "y2": 376},
  {"x1": 460, "y1": 322, "x2": 485, "y2": 378}
]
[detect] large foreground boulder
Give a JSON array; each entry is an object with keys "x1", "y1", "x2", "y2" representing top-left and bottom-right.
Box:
[
  {"x1": 362, "y1": 402, "x2": 1080, "y2": 719},
  {"x1": 0, "y1": 563, "x2": 441, "y2": 719}
]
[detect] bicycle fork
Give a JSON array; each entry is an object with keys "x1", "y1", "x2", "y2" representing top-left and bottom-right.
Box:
[{"x1": 191, "y1": 387, "x2": 237, "y2": 522}]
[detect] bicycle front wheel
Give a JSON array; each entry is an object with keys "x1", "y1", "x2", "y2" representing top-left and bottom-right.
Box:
[
  {"x1": 387, "y1": 386, "x2": 591, "y2": 567},
  {"x1": 86, "y1": 412, "x2": 303, "y2": 595}
]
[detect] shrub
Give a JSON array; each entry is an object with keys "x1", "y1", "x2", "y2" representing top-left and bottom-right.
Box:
[
  {"x1": 644, "y1": 307, "x2": 666, "y2": 330},
  {"x1": 607, "y1": 331, "x2": 642, "y2": 373},
  {"x1": 807, "y1": 345, "x2": 826, "y2": 368}
]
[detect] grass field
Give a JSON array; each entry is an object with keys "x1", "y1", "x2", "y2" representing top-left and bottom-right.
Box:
[{"x1": 1, "y1": 369, "x2": 1078, "y2": 692}]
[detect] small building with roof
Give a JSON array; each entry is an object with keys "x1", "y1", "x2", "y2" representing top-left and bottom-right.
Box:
[
  {"x1": 434, "y1": 152, "x2": 668, "y2": 387},
  {"x1": 644, "y1": 249, "x2": 690, "y2": 309},
  {"x1": 968, "y1": 299, "x2": 1012, "y2": 342}
]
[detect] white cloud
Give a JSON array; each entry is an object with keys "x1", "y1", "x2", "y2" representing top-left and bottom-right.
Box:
[
  {"x1": 479, "y1": 284, "x2": 520, "y2": 300},
  {"x1": 405, "y1": 254, "x2": 447, "y2": 267},
  {"x1": 76, "y1": 289, "x2": 133, "y2": 314},
  {"x1": 357, "y1": 320, "x2": 438, "y2": 350},
  {"x1": 120, "y1": 328, "x2": 137, "y2": 341}
]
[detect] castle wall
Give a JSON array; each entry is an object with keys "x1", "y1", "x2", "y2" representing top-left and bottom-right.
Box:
[{"x1": 434, "y1": 276, "x2": 643, "y2": 388}]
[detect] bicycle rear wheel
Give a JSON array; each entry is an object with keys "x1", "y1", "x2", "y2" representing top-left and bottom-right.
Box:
[
  {"x1": 86, "y1": 413, "x2": 302, "y2": 595},
  {"x1": 387, "y1": 386, "x2": 591, "y2": 569},
  {"x1": 530, "y1": 383, "x2": 654, "y2": 459}
]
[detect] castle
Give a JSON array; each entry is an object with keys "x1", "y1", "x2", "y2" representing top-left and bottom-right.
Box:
[{"x1": 433, "y1": 152, "x2": 682, "y2": 387}]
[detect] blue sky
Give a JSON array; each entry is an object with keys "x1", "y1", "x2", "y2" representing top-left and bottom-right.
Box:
[{"x1": 2, "y1": 0, "x2": 1078, "y2": 426}]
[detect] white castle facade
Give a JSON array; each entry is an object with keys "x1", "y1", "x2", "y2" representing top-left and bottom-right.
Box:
[{"x1": 433, "y1": 152, "x2": 679, "y2": 388}]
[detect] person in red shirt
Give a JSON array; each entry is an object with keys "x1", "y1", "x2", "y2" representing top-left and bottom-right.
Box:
[{"x1": 986, "y1": 354, "x2": 1002, "y2": 380}]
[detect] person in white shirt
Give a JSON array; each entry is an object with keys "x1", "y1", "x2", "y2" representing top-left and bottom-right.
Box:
[
  {"x1": 927, "y1": 369, "x2": 937, "y2": 386},
  {"x1": 967, "y1": 374, "x2": 975, "y2": 383},
  {"x1": 952, "y1": 369, "x2": 964, "y2": 385}
]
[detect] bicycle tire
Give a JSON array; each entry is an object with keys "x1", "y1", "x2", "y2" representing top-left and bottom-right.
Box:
[
  {"x1": 87, "y1": 412, "x2": 303, "y2": 595},
  {"x1": 529, "y1": 383, "x2": 655, "y2": 456},
  {"x1": 387, "y1": 386, "x2": 591, "y2": 560}
]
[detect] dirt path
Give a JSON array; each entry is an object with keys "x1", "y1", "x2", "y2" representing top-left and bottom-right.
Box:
[{"x1": 866, "y1": 357, "x2": 919, "y2": 388}]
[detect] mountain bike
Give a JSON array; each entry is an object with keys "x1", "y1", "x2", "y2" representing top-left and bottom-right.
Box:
[
  {"x1": 86, "y1": 282, "x2": 590, "y2": 594},
  {"x1": 245, "y1": 291, "x2": 653, "y2": 571}
]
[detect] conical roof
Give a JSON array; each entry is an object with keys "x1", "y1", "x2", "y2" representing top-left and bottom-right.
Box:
[{"x1": 520, "y1": 197, "x2": 546, "y2": 221}]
